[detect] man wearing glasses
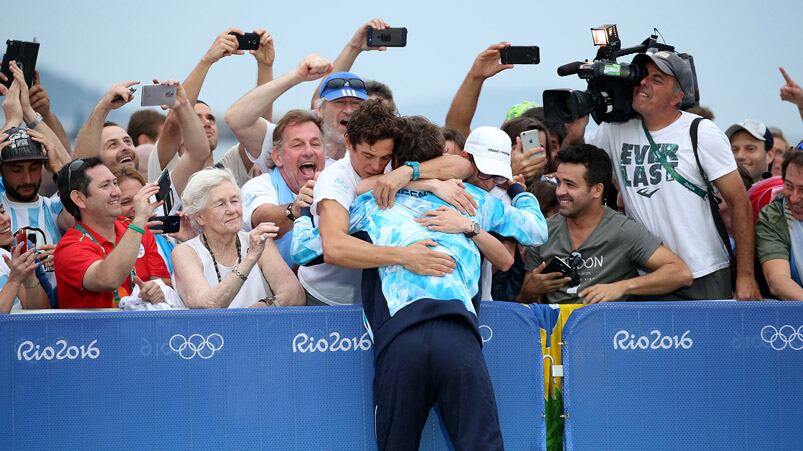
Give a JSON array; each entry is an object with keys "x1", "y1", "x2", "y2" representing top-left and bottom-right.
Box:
[
  {"x1": 53, "y1": 158, "x2": 170, "y2": 308},
  {"x1": 518, "y1": 144, "x2": 692, "y2": 304}
]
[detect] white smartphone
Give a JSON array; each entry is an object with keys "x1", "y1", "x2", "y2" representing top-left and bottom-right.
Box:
[
  {"x1": 520, "y1": 129, "x2": 544, "y2": 159},
  {"x1": 141, "y1": 84, "x2": 177, "y2": 107}
]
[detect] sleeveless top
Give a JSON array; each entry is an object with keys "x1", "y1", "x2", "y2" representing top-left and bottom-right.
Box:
[{"x1": 182, "y1": 231, "x2": 273, "y2": 308}]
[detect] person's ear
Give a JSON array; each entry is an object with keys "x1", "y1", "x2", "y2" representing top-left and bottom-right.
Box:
[{"x1": 70, "y1": 190, "x2": 87, "y2": 210}]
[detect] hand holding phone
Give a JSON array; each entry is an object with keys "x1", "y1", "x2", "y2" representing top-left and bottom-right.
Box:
[
  {"x1": 14, "y1": 229, "x2": 27, "y2": 253},
  {"x1": 367, "y1": 27, "x2": 407, "y2": 47},
  {"x1": 1, "y1": 40, "x2": 39, "y2": 88},
  {"x1": 500, "y1": 46, "x2": 540, "y2": 65},
  {"x1": 230, "y1": 32, "x2": 260, "y2": 51},
  {"x1": 542, "y1": 257, "x2": 579, "y2": 287},
  {"x1": 520, "y1": 129, "x2": 545, "y2": 159},
  {"x1": 141, "y1": 84, "x2": 177, "y2": 107}
]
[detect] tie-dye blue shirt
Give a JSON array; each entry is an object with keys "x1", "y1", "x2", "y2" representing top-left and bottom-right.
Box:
[{"x1": 292, "y1": 183, "x2": 547, "y2": 317}]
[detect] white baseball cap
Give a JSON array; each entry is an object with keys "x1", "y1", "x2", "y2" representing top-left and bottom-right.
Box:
[{"x1": 464, "y1": 126, "x2": 513, "y2": 180}]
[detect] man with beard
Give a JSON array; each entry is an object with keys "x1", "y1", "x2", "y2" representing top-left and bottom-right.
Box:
[{"x1": 518, "y1": 144, "x2": 691, "y2": 304}]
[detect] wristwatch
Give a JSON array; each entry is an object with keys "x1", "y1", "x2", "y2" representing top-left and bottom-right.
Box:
[
  {"x1": 285, "y1": 203, "x2": 296, "y2": 221},
  {"x1": 464, "y1": 221, "x2": 481, "y2": 238},
  {"x1": 403, "y1": 161, "x2": 420, "y2": 181}
]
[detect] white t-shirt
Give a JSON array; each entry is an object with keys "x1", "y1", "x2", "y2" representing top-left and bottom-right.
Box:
[
  {"x1": 147, "y1": 148, "x2": 179, "y2": 183},
  {"x1": 297, "y1": 153, "x2": 365, "y2": 305},
  {"x1": 217, "y1": 143, "x2": 254, "y2": 187},
  {"x1": 243, "y1": 118, "x2": 277, "y2": 174},
  {"x1": 589, "y1": 111, "x2": 736, "y2": 278},
  {"x1": 177, "y1": 232, "x2": 273, "y2": 308},
  {"x1": 241, "y1": 171, "x2": 277, "y2": 232}
]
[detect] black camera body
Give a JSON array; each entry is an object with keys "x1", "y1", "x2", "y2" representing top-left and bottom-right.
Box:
[{"x1": 544, "y1": 29, "x2": 696, "y2": 125}]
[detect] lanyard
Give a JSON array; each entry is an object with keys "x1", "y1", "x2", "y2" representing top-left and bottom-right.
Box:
[
  {"x1": 641, "y1": 120, "x2": 707, "y2": 199},
  {"x1": 75, "y1": 223, "x2": 135, "y2": 305}
]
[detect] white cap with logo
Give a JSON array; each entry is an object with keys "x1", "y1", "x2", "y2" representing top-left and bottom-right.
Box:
[{"x1": 464, "y1": 126, "x2": 513, "y2": 180}]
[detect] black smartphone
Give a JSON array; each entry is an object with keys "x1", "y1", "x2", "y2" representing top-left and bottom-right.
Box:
[
  {"x1": 148, "y1": 215, "x2": 181, "y2": 234},
  {"x1": 230, "y1": 32, "x2": 260, "y2": 51},
  {"x1": 1, "y1": 40, "x2": 40, "y2": 88},
  {"x1": 155, "y1": 168, "x2": 173, "y2": 213},
  {"x1": 367, "y1": 27, "x2": 407, "y2": 47},
  {"x1": 543, "y1": 256, "x2": 572, "y2": 277},
  {"x1": 500, "y1": 46, "x2": 540, "y2": 65}
]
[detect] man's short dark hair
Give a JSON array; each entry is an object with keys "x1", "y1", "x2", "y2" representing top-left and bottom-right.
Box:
[
  {"x1": 393, "y1": 116, "x2": 444, "y2": 168},
  {"x1": 127, "y1": 110, "x2": 166, "y2": 146},
  {"x1": 556, "y1": 144, "x2": 612, "y2": 191},
  {"x1": 103, "y1": 121, "x2": 119, "y2": 128},
  {"x1": 365, "y1": 80, "x2": 394, "y2": 103},
  {"x1": 441, "y1": 127, "x2": 466, "y2": 150},
  {"x1": 345, "y1": 99, "x2": 400, "y2": 147},
  {"x1": 56, "y1": 157, "x2": 104, "y2": 221},
  {"x1": 782, "y1": 150, "x2": 803, "y2": 180}
]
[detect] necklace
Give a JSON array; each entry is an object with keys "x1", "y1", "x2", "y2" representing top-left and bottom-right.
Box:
[{"x1": 201, "y1": 232, "x2": 242, "y2": 283}]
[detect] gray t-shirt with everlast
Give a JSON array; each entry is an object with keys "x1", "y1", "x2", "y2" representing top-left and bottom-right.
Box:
[{"x1": 524, "y1": 207, "x2": 661, "y2": 304}]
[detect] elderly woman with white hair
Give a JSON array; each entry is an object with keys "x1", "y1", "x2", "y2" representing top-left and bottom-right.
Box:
[{"x1": 172, "y1": 168, "x2": 304, "y2": 308}]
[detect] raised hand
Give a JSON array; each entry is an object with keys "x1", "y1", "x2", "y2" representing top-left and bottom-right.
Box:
[
  {"x1": 252, "y1": 29, "x2": 275, "y2": 66},
  {"x1": 469, "y1": 42, "x2": 514, "y2": 80},
  {"x1": 294, "y1": 54, "x2": 333, "y2": 82},
  {"x1": 202, "y1": 28, "x2": 245, "y2": 64}
]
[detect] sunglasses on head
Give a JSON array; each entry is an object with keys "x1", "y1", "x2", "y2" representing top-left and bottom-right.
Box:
[
  {"x1": 323, "y1": 77, "x2": 365, "y2": 92},
  {"x1": 66, "y1": 158, "x2": 86, "y2": 191}
]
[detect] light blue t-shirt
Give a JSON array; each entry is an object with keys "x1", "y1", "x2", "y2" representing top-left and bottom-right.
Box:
[{"x1": 292, "y1": 184, "x2": 547, "y2": 317}]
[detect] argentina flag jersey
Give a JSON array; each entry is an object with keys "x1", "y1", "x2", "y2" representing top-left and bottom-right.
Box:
[{"x1": 292, "y1": 183, "x2": 547, "y2": 317}]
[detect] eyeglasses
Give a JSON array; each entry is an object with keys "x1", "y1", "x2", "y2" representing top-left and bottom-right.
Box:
[
  {"x1": 322, "y1": 77, "x2": 366, "y2": 93},
  {"x1": 476, "y1": 170, "x2": 508, "y2": 185},
  {"x1": 66, "y1": 158, "x2": 86, "y2": 191}
]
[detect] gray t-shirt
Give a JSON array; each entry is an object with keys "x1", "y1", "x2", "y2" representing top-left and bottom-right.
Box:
[{"x1": 523, "y1": 207, "x2": 661, "y2": 304}]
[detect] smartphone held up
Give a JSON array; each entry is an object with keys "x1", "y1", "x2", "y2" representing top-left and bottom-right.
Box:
[{"x1": 500, "y1": 46, "x2": 540, "y2": 65}]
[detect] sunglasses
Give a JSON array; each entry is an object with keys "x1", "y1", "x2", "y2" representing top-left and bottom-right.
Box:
[
  {"x1": 322, "y1": 77, "x2": 365, "y2": 92},
  {"x1": 66, "y1": 158, "x2": 86, "y2": 191},
  {"x1": 476, "y1": 170, "x2": 508, "y2": 185}
]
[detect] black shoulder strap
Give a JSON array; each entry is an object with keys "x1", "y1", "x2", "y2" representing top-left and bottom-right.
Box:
[{"x1": 689, "y1": 117, "x2": 735, "y2": 263}]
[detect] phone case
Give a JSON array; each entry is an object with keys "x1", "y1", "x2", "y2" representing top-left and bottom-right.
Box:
[
  {"x1": 141, "y1": 85, "x2": 177, "y2": 107},
  {"x1": 520, "y1": 129, "x2": 542, "y2": 154},
  {"x1": 367, "y1": 27, "x2": 407, "y2": 47}
]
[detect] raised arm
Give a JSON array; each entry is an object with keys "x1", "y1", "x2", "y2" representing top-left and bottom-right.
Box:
[
  {"x1": 155, "y1": 28, "x2": 244, "y2": 169},
  {"x1": 82, "y1": 183, "x2": 160, "y2": 292},
  {"x1": 779, "y1": 67, "x2": 803, "y2": 122},
  {"x1": 73, "y1": 80, "x2": 139, "y2": 159},
  {"x1": 30, "y1": 71, "x2": 71, "y2": 153},
  {"x1": 309, "y1": 18, "x2": 390, "y2": 108},
  {"x1": 160, "y1": 81, "x2": 210, "y2": 196},
  {"x1": 226, "y1": 54, "x2": 333, "y2": 156},
  {"x1": 445, "y1": 42, "x2": 513, "y2": 138}
]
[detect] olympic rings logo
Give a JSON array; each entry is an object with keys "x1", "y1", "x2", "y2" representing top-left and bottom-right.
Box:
[
  {"x1": 169, "y1": 333, "x2": 224, "y2": 360},
  {"x1": 760, "y1": 325, "x2": 803, "y2": 351}
]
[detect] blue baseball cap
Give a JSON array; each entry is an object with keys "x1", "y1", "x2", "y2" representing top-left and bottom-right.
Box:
[{"x1": 319, "y1": 72, "x2": 368, "y2": 101}]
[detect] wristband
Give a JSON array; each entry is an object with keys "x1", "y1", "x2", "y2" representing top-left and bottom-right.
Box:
[
  {"x1": 404, "y1": 161, "x2": 420, "y2": 181},
  {"x1": 26, "y1": 112, "x2": 43, "y2": 129},
  {"x1": 128, "y1": 223, "x2": 146, "y2": 234}
]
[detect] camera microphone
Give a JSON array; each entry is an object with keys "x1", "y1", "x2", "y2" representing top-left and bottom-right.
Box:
[{"x1": 557, "y1": 61, "x2": 584, "y2": 77}]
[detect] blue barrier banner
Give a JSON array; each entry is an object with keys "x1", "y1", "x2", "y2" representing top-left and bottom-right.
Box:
[
  {"x1": 561, "y1": 302, "x2": 803, "y2": 451},
  {"x1": 1, "y1": 302, "x2": 544, "y2": 451}
]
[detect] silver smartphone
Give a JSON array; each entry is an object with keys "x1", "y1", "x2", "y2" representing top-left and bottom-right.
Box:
[
  {"x1": 520, "y1": 129, "x2": 544, "y2": 159},
  {"x1": 141, "y1": 84, "x2": 177, "y2": 107}
]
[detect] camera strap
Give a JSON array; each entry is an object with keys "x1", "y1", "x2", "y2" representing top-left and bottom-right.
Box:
[{"x1": 640, "y1": 120, "x2": 707, "y2": 199}]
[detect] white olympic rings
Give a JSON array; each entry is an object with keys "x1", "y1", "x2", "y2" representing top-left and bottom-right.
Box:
[
  {"x1": 760, "y1": 325, "x2": 803, "y2": 351},
  {"x1": 169, "y1": 333, "x2": 225, "y2": 360}
]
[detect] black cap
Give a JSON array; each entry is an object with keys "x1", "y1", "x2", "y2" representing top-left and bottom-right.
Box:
[{"x1": 1, "y1": 127, "x2": 47, "y2": 164}]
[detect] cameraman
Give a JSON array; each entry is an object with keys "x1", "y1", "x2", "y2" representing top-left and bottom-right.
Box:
[{"x1": 564, "y1": 51, "x2": 759, "y2": 300}]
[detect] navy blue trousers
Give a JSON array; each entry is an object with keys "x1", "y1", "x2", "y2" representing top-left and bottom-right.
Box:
[{"x1": 373, "y1": 315, "x2": 504, "y2": 451}]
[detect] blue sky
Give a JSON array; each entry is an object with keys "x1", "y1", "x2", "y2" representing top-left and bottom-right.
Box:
[{"x1": 3, "y1": 0, "x2": 802, "y2": 142}]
